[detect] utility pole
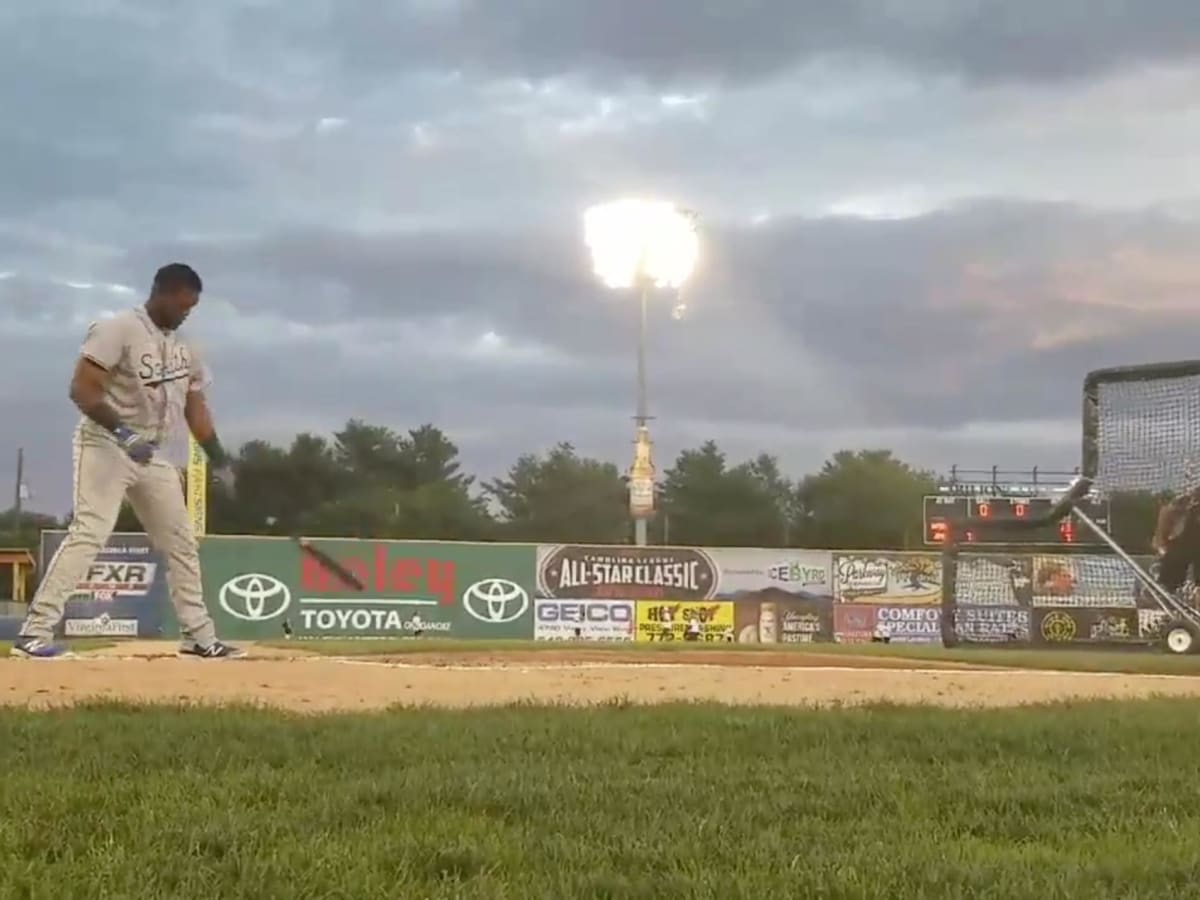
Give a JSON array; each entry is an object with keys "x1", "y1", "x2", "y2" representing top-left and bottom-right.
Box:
[
  {"x1": 14, "y1": 448, "x2": 23, "y2": 516},
  {"x1": 13, "y1": 448, "x2": 23, "y2": 538}
]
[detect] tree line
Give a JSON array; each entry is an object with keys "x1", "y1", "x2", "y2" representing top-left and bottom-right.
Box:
[{"x1": 0, "y1": 419, "x2": 1166, "y2": 553}]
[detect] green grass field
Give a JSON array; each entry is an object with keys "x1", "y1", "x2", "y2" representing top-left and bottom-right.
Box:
[
  {"x1": 3, "y1": 698, "x2": 1200, "y2": 898},
  {"x1": 261, "y1": 636, "x2": 1200, "y2": 676}
]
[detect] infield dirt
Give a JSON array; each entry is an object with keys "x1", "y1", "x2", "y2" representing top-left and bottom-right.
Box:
[{"x1": 3, "y1": 641, "x2": 1200, "y2": 712}]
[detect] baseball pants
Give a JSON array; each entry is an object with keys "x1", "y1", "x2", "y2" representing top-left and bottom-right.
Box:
[{"x1": 21, "y1": 429, "x2": 217, "y2": 645}]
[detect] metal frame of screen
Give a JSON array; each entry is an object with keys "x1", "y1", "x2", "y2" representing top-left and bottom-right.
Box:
[{"x1": 941, "y1": 359, "x2": 1200, "y2": 652}]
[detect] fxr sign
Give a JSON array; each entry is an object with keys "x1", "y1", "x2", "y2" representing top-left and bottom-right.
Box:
[{"x1": 77, "y1": 562, "x2": 157, "y2": 600}]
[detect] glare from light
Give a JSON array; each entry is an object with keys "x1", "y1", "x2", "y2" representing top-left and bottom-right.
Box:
[{"x1": 583, "y1": 199, "x2": 699, "y2": 290}]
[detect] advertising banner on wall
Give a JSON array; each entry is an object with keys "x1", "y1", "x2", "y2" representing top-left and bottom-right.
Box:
[
  {"x1": 1031, "y1": 606, "x2": 1143, "y2": 646},
  {"x1": 534, "y1": 599, "x2": 635, "y2": 641},
  {"x1": 873, "y1": 605, "x2": 941, "y2": 643},
  {"x1": 634, "y1": 600, "x2": 733, "y2": 642},
  {"x1": 708, "y1": 549, "x2": 834, "y2": 598},
  {"x1": 733, "y1": 594, "x2": 833, "y2": 644},
  {"x1": 833, "y1": 604, "x2": 877, "y2": 642},
  {"x1": 954, "y1": 605, "x2": 1032, "y2": 643},
  {"x1": 537, "y1": 545, "x2": 718, "y2": 600},
  {"x1": 832, "y1": 604, "x2": 941, "y2": 643},
  {"x1": 38, "y1": 530, "x2": 166, "y2": 638},
  {"x1": 834, "y1": 552, "x2": 942, "y2": 604},
  {"x1": 202, "y1": 537, "x2": 537, "y2": 640},
  {"x1": 710, "y1": 548, "x2": 835, "y2": 644}
]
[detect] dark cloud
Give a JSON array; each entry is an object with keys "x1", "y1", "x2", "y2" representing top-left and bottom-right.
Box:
[
  {"x1": 95, "y1": 199, "x2": 1200, "y2": 438},
  {"x1": 12, "y1": 199, "x2": 1200, "y2": 512},
  {"x1": 6, "y1": 2, "x2": 1200, "y2": 514},
  {"x1": 298, "y1": 0, "x2": 1200, "y2": 87}
]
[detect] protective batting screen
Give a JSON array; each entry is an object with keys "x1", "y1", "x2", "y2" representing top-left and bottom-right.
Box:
[
  {"x1": 942, "y1": 547, "x2": 1164, "y2": 648},
  {"x1": 1084, "y1": 360, "x2": 1200, "y2": 496}
]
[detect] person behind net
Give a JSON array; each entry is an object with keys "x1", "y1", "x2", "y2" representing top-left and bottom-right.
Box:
[{"x1": 1152, "y1": 485, "x2": 1200, "y2": 603}]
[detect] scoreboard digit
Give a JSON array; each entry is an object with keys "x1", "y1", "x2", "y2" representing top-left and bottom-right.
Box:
[
  {"x1": 923, "y1": 496, "x2": 969, "y2": 545},
  {"x1": 923, "y1": 495, "x2": 1109, "y2": 546}
]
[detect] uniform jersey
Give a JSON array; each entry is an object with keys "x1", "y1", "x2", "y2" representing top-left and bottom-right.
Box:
[{"x1": 77, "y1": 307, "x2": 211, "y2": 446}]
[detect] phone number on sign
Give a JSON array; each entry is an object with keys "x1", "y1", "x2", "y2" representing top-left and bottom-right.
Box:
[{"x1": 635, "y1": 601, "x2": 733, "y2": 642}]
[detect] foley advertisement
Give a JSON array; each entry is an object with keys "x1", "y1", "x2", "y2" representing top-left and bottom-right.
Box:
[{"x1": 200, "y1": 537, "x2": 537, "y2": 640}]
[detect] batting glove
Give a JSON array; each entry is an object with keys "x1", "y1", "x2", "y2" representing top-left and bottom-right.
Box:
[
  {"x1": 211, "y1": 464, "x2": 236, "y2": 493},
  {"x1": 112, "y1": 425, "x2": 156, "y2": 464}
]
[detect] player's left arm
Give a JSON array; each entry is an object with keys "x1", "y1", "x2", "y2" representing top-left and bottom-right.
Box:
[
  {"x1": 182, "y1": 345, "x2": 230, "y2": 469},
  {"x1": 1153, "y1": 497, "x2": 1186, "y2": 554},
  {"x1": 184, "y1": 389, "x2": 230, "y2": 468}
]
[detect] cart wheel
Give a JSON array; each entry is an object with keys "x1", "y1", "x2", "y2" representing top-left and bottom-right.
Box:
[{"x1": 1163, "y1": 619, "x2": 1200, "y2": 655}]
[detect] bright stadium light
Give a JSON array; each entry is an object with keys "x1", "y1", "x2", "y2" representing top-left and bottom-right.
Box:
[
  {"x1": 583, "y1": 199, "x2": 699, "y2": 290},
  {"x1": 583, "y1": 198, "x2": 700, "y2": 547}
]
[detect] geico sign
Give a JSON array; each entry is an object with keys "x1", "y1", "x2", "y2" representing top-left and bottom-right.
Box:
[{"x1": 537, "y1": 601, "x2": 633, "y2": 623}]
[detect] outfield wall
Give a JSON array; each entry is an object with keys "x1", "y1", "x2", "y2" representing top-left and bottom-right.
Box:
[{"x1": 0, "y1": 532, "x2": 1162, "y2": 649}]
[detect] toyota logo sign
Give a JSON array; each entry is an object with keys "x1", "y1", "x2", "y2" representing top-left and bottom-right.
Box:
[
  {"x1": 219, "y1": 573, "x2": 291, "y2": 621},
  {"x1": 462, "y1": 578, "x2": 529, "y2": 624}
]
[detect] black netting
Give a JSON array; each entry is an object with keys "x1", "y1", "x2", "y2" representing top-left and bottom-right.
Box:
[
  {"x1": 1093, "y1": 373, "x2": 1200, "y2": 495},
  {"x1": 950, "y1": 550, "x2": 1167, "y2": 646},
  {"x1": 953, "y1": 555, "x2": 1029, "y2": 607},
  {"x1": 954, "y1": 551, "x2": 1146, "y2": 609}
]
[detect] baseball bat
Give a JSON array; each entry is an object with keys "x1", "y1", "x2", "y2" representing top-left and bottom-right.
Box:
[{"x1": 291, "y1": 535, "x2": 366, "y2": 591}]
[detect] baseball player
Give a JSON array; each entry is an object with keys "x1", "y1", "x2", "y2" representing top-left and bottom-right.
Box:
[
  {"x1": 1153, "y1": 484, "x2": 1200, "y2": 601},
  {"x1": 12, "y1": 263, "x2": 242, "y2": 659}
]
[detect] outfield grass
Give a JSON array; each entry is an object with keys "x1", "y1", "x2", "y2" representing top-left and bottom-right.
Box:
[
  {"x1": 262, "y1": 636, "x2": 1200, "y2": 676},
  {"x1": 2, "y1": 699, "x2": 1200, "y2": 898}
]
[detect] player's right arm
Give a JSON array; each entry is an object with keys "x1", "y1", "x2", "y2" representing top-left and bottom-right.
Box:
[
  {"x1": 70, "y1": 317, "x2": 154, "y2": 462},
  {"x1": 68, "y1": 357, "x2": 124, "y2": 432}
]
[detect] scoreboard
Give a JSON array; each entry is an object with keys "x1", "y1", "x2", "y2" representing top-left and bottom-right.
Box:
[{"x1": 923, "y1": 495, "x2": 1110, "y2": 546}]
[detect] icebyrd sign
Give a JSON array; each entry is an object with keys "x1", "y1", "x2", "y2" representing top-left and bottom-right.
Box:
[{"x1": 200, "y1": 537, "x2": 537, "y2": 640}]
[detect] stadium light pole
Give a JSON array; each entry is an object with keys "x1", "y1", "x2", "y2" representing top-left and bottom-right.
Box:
[{"x1": 583, "y1": 199, "x2": 700, "y2": 546}]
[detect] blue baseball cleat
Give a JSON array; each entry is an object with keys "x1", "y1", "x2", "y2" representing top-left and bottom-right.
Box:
[{"x1": 10, "y1": 636, "x2": 74, "y2": 659}]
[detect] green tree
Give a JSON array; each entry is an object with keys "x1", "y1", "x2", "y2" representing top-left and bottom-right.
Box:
[
  {"x1": 658, "y1": 442, "x2": 792, "y2": 546},
  {"x1": 211, "y1": 434, "x2": 344, "y2": 535},
  {"x1": 207, "y1": 421, "x2": 492, "y2": 539},
  {"x1": 486, "y1": 443, "x2": 628, "y2": 543},
  {"x1": 0, "y1": 507, "x2": 62, "y2": 550},
  {"x1": 1108, "y1": 490, "x2": 1167, "y2": 554},
  {"x1": 793, "y1": 449, "x2": 937, "y2": 549}
]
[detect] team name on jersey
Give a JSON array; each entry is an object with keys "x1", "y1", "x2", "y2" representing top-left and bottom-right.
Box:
[{"x1": 137, "y1": 345, "x2": 191, "y2": 387}]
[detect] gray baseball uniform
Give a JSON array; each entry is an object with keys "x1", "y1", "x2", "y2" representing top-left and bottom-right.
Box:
[{"x1": 22, "y1": 306, "x2": 217, "y2": 645}]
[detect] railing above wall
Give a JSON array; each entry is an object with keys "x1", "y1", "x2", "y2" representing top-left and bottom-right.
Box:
[{"x1": 938, "y1": 465, "x2": 1083, "y2": 497}]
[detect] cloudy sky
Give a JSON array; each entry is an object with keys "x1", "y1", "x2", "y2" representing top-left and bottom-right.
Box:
[{"x1": 5, "y1": 0, "x2": 1200, "y2": 514}]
